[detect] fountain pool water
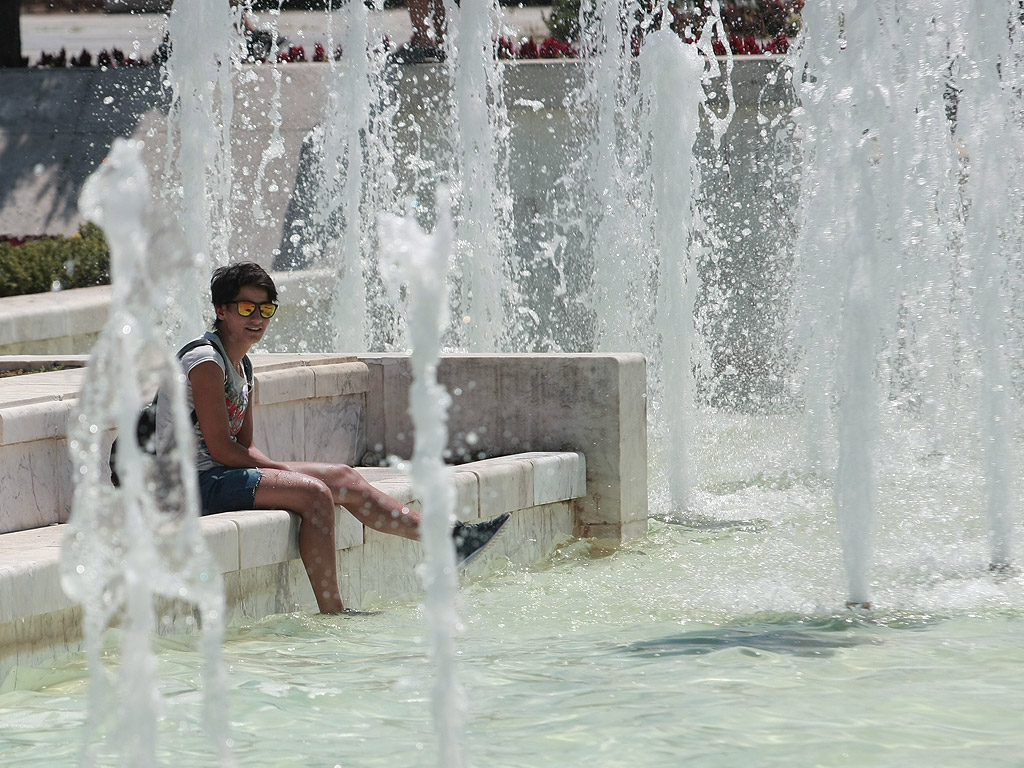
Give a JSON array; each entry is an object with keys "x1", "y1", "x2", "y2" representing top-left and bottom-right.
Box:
[
  {"x1": 4, "y1": 412, "x2": 1024, "y2": 765},
  {"x1": 5, "y1": 0, "x2": 1024, "y2": 764}
]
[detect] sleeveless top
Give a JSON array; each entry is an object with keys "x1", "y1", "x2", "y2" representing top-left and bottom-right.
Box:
[{"x1": 155, "y1": 331, "x2": 251, "y2": 472}]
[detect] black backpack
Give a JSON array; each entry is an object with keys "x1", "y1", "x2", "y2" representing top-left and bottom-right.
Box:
[{"x1": 109, "y1": 338, "x2": 252, "y2": 486}]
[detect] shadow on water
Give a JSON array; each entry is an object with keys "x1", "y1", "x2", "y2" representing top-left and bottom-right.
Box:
[
  {"x1": 624, "y1": 613, "x2": 939, "y2": 659},
  {"x1": 652, "y1": 511, "x2": 771, "y2": 535}
]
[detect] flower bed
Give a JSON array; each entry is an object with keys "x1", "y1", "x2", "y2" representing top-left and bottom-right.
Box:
[
  {"x1": 32, "y1": 30, "x2": 796, "y2": 69},
  {"x1": 31, "y1": 36, "x2": 584, "y2": 68},
  {"x1": 31, "y1": 0, "x2": 803, "y2": 69}
]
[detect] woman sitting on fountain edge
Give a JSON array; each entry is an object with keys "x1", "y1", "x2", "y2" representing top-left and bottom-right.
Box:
[{"x1": 156, "y1": 261, "x2": 509, "y2": 614}]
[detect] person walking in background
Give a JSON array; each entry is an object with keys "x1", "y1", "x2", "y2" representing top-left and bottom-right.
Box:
[{"x1": 392, "y1": 0, "x2": 448, "y2": 63}]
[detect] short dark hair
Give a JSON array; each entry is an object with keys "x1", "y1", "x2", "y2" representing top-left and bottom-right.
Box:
[{"x1": 210, "y1": 262, "x2": 278, "y2": 329}]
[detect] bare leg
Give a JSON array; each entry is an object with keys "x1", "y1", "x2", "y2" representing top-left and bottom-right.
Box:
[
  {"x1": 254, "y1": 469, "x2": 346, "y2": 614},
  {"x1": 279, "y1": 461, "x2": 421, "y2": 540},
  {"x1": 407, "y1": 0, "x2": 446, "y2": 47},
  {"x1": 431, "y1": 0, "x2": 448, "y2": 45}
]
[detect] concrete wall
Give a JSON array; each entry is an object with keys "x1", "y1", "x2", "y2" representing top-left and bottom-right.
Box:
[
  {"x1": 0, "y1": 58, "x2": 792, "y2": 243},
  {"x1": 360, "y1": 353, "x2": 647, "y2": 541}
]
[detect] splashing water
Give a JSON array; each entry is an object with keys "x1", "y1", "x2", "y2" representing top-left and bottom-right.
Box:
[
  {"x1": 444, "y1": 0, "x2": 515, "y2": 351},
  {"x1": 379, "y1": 193, "x2": 462, "y2": 766},
  {"x1": 571, "y1": 1, "x2": 731, "y2": 514},
  {"x1": 63, "y1": 139, "x2": 232, "y2": 767},
  {"x1": 576, "y1": 0, "x2": 655, "y2": 355},
  {"x1": 954, "y1": 6, "x2": 1023, "y2": 570},
  {"x1": 47, "y1": 15, "x2": 1024, "y2": 768},
  {"x1": 319, "y1": 0, "x2": 400, "y2": 351},
  {"x1": 638, "y1": 31, "x2": 705, "y2": 514},
  {"x1": 791, "y1": 1, "x2": 1024, "y2": 602},
  {"x1": 251, "y1": 3, "x2": 286, "y2": 232},
  {"x1": 162, "y1": 0, "x2": 239, "y2": 335}
]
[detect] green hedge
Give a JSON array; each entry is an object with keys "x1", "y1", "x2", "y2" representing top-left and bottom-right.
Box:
[{"x1": 0, "y1": 223, "x2": 110, "y2": 298}]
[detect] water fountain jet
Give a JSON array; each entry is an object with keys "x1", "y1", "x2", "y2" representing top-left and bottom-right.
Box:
[{"x1": 63, "y1": 138, "x2": 233, "y2": 767}]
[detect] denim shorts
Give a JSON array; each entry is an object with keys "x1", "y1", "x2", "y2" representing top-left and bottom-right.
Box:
[{"x1": 197, "y1": 466, "x2": 262, "y2": 515}]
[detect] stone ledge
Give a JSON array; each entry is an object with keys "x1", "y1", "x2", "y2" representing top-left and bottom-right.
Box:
[
  {"x1": 0, "y1": 399, "x2": 74, "y2": 447},
  {"x1": 0, "y1": 270, "x2": 336, "y2": 357},
  {"x1": 0, "y1": 353, "x2": 366, "y2": 448},
  {"x1": 0, "y1": 367, "x2": 83, "y2": 412},
  {"x1": 0, "y1": 286, "x2": 110, "y2": 348},
  {"x1": 0, "y1": 528, "x2": 67, "y2": 624},
  {"x1": 251, "y1": 365, "x2": 316, "y2": 406},
  {"x1": 0, "y1": 451, "x2": 584, "y2": 629},
  {"x1": 251, "y1": 361, "x2": 370, "y2": 405}
]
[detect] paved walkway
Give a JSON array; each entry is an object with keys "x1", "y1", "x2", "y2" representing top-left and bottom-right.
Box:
[{"x1": 20, "y1": 7, "x2": 554, "y2": 62}]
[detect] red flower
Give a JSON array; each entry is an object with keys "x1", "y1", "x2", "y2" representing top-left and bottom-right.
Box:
[
  {"x1": 726, "y1": 34, "x2": 763, "y2": 55},
  {"x1": 518, "y1": 38, "x2": 539, "y2": 60},
  {"x1": 497, "y1": 36, "x2": 515, "y2": 59},
  {"x1": 277, "y1": 45, "x2": 306, "y2": 63},
  {"x1": 539, "y1": 37, "x2": 575, "y2": 59},
  {"x1": 764, "y1": 33, "x2": 789, "y2": 54},
  {"x1": 313, "y1": 43, "x2": 326, "y2": 62}
]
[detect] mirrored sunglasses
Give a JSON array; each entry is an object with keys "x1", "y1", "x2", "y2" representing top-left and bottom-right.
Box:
[{"x1": 228, "y1": 300, "x2": 278, "y2": 319}]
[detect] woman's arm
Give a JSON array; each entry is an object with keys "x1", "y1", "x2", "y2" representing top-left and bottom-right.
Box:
[
  {"x1": 235, "y1": 396, "x2": 255, "y2": 449},
  {"x1": 190, "y1": 361, "x2": 288, "y2": 470}
]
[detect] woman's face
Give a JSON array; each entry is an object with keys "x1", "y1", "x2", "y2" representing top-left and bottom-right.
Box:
[{"x1": 215, "y1": 284, "x2": 273, "y2": 348}]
